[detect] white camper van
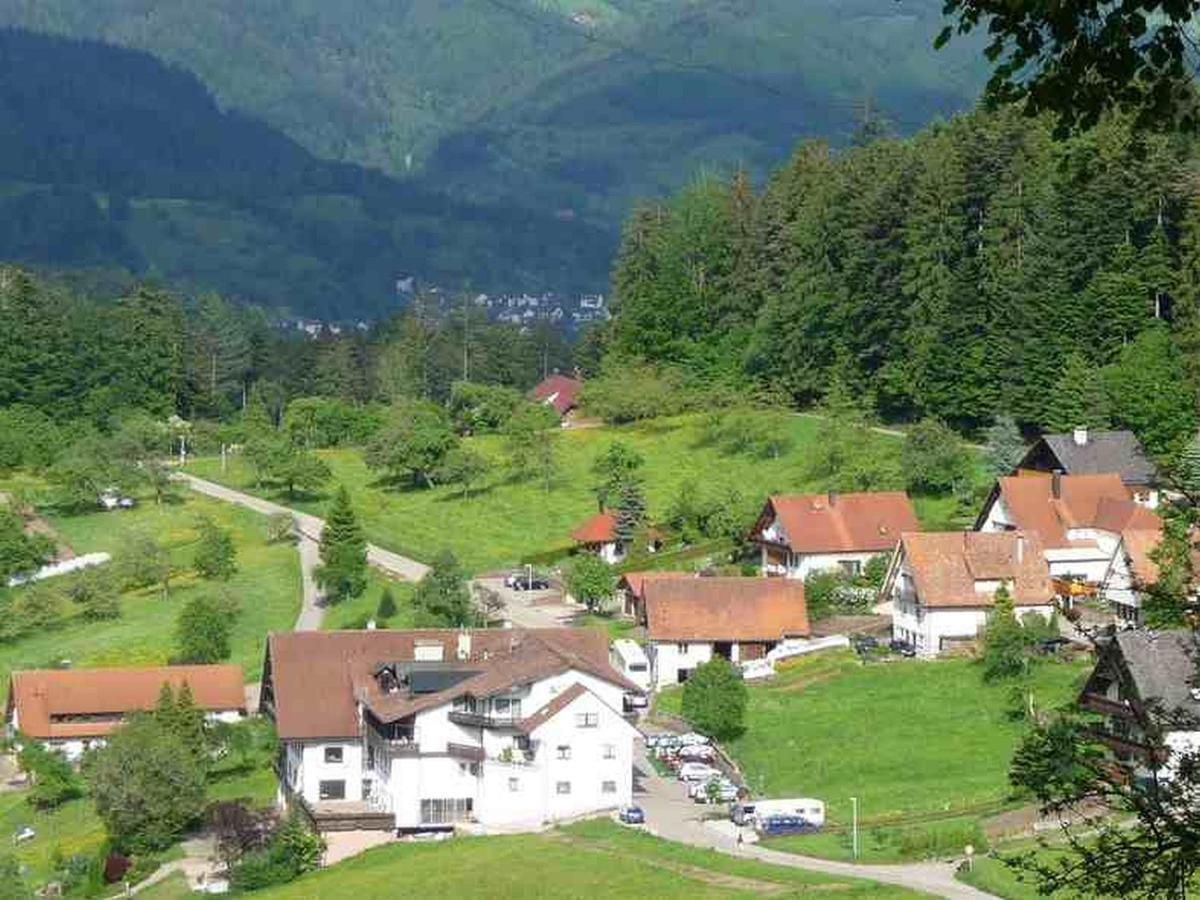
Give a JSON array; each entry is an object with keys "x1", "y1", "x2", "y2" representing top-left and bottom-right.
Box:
[{"x1": 611, "y1": 639, "x2": 651, "y2": 703}]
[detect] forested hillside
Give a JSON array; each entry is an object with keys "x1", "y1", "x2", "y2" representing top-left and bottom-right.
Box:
[
  {"x1": 0, "y1": 1, "x2": 985, "y2": 230},
  {"x1": 605, "y1": 108, "x2": 1200, "y2": 456},
  {"x1": 0, "y1": 28, "x2": 609, "y2": 316}
]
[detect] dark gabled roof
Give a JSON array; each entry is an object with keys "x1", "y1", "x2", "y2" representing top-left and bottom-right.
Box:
[
  {"x1": 1027, "y1": 430, "x2": 1158, "y2": 486},
  {"x1": 1110, "y1": 630, "x2": 1200, "y2": 720}
]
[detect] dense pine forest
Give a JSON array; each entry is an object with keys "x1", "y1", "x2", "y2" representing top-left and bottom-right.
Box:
[{"x1": 607, "y1": 108, "x2": 1200, "y2": 456}]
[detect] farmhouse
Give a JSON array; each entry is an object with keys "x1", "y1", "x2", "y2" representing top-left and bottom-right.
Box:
[
  {"x1": 570, "y1": 511, "x2": 663, "y2": 564},
  {"x1": 621, "y1": 574, "x2": 809, "y2": 689},
  {"x1": 261, "y1": 628, "x2": 640, "y2": 833},
  {"x1": 975, "y1": 472, "x2": 1160, "y2": 585},
  {"x1": 5, "y1": 665, "x2": 247, "y2": 762},
  {"x1": 1079, "y1": 629, "x2": 1200, "y2": 777},
  {"x1": 1016, "y1": 427, "x2": 1160, "y2": 507},
  {"x1": 749, "y1": 491, "x2": 918, "y2": 579},
  {"x1": 530, "y1": 373, "x2": 583, "y2": 420},
  {"x1": 885, "y1": 531, "x2": 1056, "y2": 657}
]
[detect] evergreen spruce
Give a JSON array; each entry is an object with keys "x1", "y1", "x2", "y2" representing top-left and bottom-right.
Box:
[{"x1": 316, "y1": 485, "x2": 367, "y2": 604}]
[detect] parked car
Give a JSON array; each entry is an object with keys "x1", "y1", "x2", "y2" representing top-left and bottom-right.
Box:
[
  {"x1": 511, "y1": 576, "x2": 551, "y2": 591},
  {"x1": 678, "y1": 763, "x2": 721, "y2": 783},
  {"x1": 678, "y1": 744, "x2": 715, "y2": 762},
  {"x1": 758, "y1": 814, "x2": 820, "y2": 837},
  {"x1": 624, "y1": 692, "x2": 649, "y2": 711},
  {"x1": 12, "y1": 825, "x2": 35, "y2": 843},
  {"x1": 691, "y1": 778, "x2": 739, "y2": 803},
  {"x1": 888, "y1": 638, "x2": 917, "y2": 658},
  {"x1": 618, "y1": 805, "x2": 645, "y2": 825},
  {"x1": 678, "y1": 732, "x2": 710, "y2": 746}
]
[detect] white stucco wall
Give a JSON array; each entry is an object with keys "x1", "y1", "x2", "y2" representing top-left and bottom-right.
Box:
[{"x1": 648, "y1": 641, "x2": 714, "y2": 689}]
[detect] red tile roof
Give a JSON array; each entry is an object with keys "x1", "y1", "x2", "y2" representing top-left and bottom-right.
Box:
[
  {"x1": 530, "y1": 374, "x2": 583, "y2": 416},
  {"x1": 572, "y1": 511, "x2": 618, "y2": 543},
  {"x1": 265, "y1": 628, "x2": 636, "y2": 740},
  {"x1": 751, "y1": 492, "x2": 918, "y2": 554},
  {"x1": 988, "y1": 474, "x2": 1160, "y2": 549},
  {"x1": 640, "y1": 576, "x2": 810, "y2": 642},
  {"x1": 8, "y1": 665, "x2": 245, "y2": 740},
  {"x1": 898, "y1": 531, "x2": 1054, "y2": 609}
]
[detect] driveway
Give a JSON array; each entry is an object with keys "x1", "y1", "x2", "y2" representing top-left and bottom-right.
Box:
[
  {"x1": 633, "y1": 739, "x2": 994, "y2": 900},
  {"x1": 474, "y1": 575, "x2": 579, "y2": 629}
]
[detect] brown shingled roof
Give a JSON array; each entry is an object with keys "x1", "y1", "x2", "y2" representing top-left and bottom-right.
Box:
[
  {"x1": 265, "y1": 628, "x2": 637, "y2": 740},
  {"x1": 986, "y1": 473, "x2": 1159, "y2": 549},
  {"x1": 643, "y1": 577, "x2": 809, "y2": 642},
  {"x1": 752, "y1": 492, "x2": 918, "y2": 554},
  {"x1": 8, "y1": 665, "x2": 245, "y2": 740},
  {"x1": 899, "y1": 531, "x2": 1054, "y2": 609},
  {"x1": 530, "y1": 374, "x2": 583, "y2": 416}
]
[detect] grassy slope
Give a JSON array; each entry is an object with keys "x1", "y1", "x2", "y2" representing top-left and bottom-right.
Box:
[
  {"x1": 658, "y1": 650, "x2": 1088, "y2": 856},
  {"x1": 0, "y1": 490, "x2": 300, "y2": 691},
  {"x1": 257, "y1": 818, "x2": 921, "y2": 899},
  {"x1": 186, "y1": 414, "x2": 975, "y2": 574}
]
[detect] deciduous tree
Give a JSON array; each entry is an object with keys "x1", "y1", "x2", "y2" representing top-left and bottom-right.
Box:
[{"x1": 680, "y1": 657, "x2": 748, "y2": 741}]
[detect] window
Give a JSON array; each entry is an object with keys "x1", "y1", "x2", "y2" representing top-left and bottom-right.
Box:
[
  {"x1": 318, "y1": 780, "x2": 346, "y2": 800},
  {"x1": 838, "y1": 560, "x2": 862, "y2": 577},
  {"x1": 602, "y1": 781, "x2": 617, "y2": 794},
  {"x1": 629, "y1": 662, "x2": 647, "y2": 672},
  {"x1": 556, "y1": 745, "x2": 571, "y2": 760},
  {"x1": 556, "y1": 781, "x2": 571, "y2": 795},
  {"x1": 575, "y1": 712, "x2": 598, "y2": 728},
  {"x1": 420, "y1": 798, "x2": 473, "y2": 825},
  {"x1": 367, "y1": 746, "x2": 376, "y2": 769},
  {"x1": 508, "y1": 777, "x2": 520, "y2": 792},
  {"x1": 676, "y1": 643, "x2": 689, "y2": 654},
  {"x1": 602, "y1": 744, "x2": 616, "y2": 760},
  {"x1": 324, "y1": 746, "x2": 344, "y2": 764},
  {"x1": 362, "y1": 779, "x2": 373, "y2": 799}
]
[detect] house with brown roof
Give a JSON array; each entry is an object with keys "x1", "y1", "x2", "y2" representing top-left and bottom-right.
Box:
[
  {"x1": 530, "y1": 373, "x2": 583, "y2": 420},
  {"x1": 570, "y1": 511, "x2": 663, "y2": 564},
  {"x1": 884, "y1": 531, "x2": 1056, "y2": 657},
  {"x1": 975, "y1": 472, "x2": 1162, "y2": 586},
  {"x1": 619, "y1": 574, "x2": 809, "y2": 688},
  {"x1": 5, "y1": 665, "x2": 246, "y2": 762},
  {"x1": 261, "y1": 628, "x2": 640, "y2": 833},
  {"x1": 749, "y1": 491, "x2": 919, "y2": 580}
]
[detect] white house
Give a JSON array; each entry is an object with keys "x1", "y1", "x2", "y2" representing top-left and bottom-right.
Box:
[
  {"x1": 262, "y1": 628, "x2": 641, "y2": 833},
  {"x1": 1101, "y1": 529, "x2": 1162, "y2": 626},
  {"x1": 749, "y1": 492, "x2": 918, "y2": 579},
  {"x1": 5, "y1": 665, "x2": 247, "y2": 762},
  {"x1": 570, "y1": 512, "x2": 663, "y2": 565},
  {"x1": 975, "y1": 472, "x2": 1161, "y2": 585},
  {"x1": 885, "y1": 531, "x2": 1056, "y2": 657},
  {"x1": 620, "y1": 574, "x2": 809, "y2": 689}
]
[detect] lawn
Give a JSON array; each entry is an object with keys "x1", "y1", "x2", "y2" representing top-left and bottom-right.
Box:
[
  {"x1": 185, "y1": 414, "x2": 982, "y2": 573},
  {"x1": 320, "y1": 570, "x2": 416, "y2": 631},
  {"x1": 257, "y1": 818, "x2": 922, "y2": 898},
  {"x1": 0, "y1": 489, "x2": 301, "y2": 693},
  {"x1": 657, "y1": 650, "x2": 1089, "y2": 860}
]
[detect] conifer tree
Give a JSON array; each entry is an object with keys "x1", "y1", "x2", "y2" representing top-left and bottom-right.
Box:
[
  {"x1": 1044, "y1": 352, "x2": 1111, "y2": 433},
  {"x1": 316, "y1": 485, "x2": 367, "y2": 604}
]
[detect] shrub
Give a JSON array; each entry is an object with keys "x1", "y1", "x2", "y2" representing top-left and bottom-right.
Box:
[
  {"x1": 17, "y1": 740, "x2": 83, "y2": 809},
  {"x1": 681, "y1": 657, "x2": 747, "y2": 741},
  {"x1": 230, "y1": 813, "x2": 323, "y2": 891}
]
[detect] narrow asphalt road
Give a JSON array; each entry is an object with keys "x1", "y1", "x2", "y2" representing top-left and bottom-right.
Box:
[
  {"x1": 633, "y1": 741, "x2": 994, "y2": 900},
  {"x1": 178, "y1": 473, "x2": 430, "y2": 631}
]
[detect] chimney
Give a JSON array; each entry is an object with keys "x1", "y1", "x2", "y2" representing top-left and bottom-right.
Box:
[
  {"x1": 1073, "y1": 426, "x2": 1088, "y2": 446},
  {"x1": 457, "y1": 631, "x2": 471, "y2": 661},
  {"x1": 1051, "y1": 470, "x2": 1062, "y2": 500},
  {"x1": 827, "y1": 490, "x2": 838, "y2": 507},
  {"x1": 1016, "y1": 533, "x2": 1024, "y2": 564}
]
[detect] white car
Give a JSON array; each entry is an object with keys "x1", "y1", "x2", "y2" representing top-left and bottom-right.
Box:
[
  {"x1": 678, "y1": 763, "x2": 721, "y2": 783},
  {"x1": 678, "y1": 744, "x2": 715, "y2": 761},
  {"x1": 678, "y1": 732, "x2": 711, "y2": 746},
  {"x1": 691, "y1": 779, "x2": 739, "y2": 803}
]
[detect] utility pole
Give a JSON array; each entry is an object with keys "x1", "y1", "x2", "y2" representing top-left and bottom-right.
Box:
[{"x1": 462, "y1": 291, "x2": 470, "y2": 382}]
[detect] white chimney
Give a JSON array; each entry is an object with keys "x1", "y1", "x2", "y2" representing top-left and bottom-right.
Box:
[
  {"x1": 1073, "y1": 427, "x2": 1088, "y2": 446},
  {"x1": 457, "y1": 631, "x2": 472, "y2": 660},
  {"x1": 1016, "y1": 534, "x2": 1024, "y2": 564}
]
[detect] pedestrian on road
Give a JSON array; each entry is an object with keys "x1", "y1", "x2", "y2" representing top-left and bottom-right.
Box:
[{"x1": 737, "y1": 830, "x2": 744, "y2": 850}]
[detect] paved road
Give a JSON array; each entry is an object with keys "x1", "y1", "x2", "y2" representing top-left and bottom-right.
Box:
[
  {"x1": 178, "y1": 473, "x2": 430, "y2": 631},
  {"x1": 633, "y1": 740, "x2": 994, "y2": 900}
]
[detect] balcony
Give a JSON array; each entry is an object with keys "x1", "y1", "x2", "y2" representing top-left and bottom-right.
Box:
[
  {"x1": 448, "y1": 710, "x2": 523, "y2": 729},
  {"x1": 447, "y1": 742, "x2": 485, "y2": 762}
]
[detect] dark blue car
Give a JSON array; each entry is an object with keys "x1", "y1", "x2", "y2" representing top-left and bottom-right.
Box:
[
  {"x1": 758, "y1": 814, "x2": 819, "y2": 837},
  {"x1": 619, "y1": 806, "x2": 646, "y2": 825}
]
